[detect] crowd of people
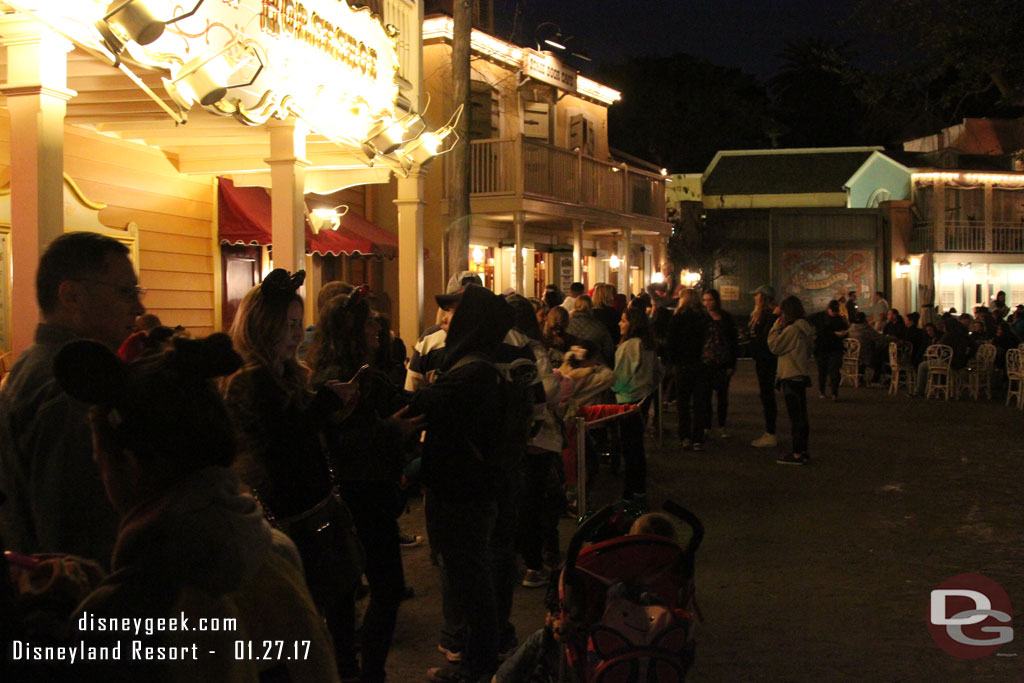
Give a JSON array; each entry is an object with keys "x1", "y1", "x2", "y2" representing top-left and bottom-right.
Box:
[{"x1": 1, "y1": 230, "x2": 1020, "y2": 682}]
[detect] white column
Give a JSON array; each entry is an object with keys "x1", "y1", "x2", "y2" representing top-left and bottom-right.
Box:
[
  {"x1": 394, "y1": 171, "x2": 425, "y2": 345},
  {"x1": 572, "y1": 220, "x2": 584, "y2": 283},
  {"x1": 265, "y1": 119, "x2": 309, "y2": 276},
  {"x1": 513, "y1": 211, "x2": 525, "y2": 294},
  {"x1": 0, "y1": 19, "x2": 74, "y2": 355}
]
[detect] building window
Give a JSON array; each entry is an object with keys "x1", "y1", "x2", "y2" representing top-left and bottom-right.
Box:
[{"x1": 469, "y1": 80, "x2": 500, "y2": 141}]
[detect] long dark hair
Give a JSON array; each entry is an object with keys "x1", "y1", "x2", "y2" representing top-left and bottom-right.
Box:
[
  {"x1": 308, "y1": 291, "x2": 374, "y2": 381},
  {"x1": 623, "y1": 307, "x2": 655, "y2": 350}
]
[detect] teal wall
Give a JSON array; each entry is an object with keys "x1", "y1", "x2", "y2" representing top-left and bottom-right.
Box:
[{"x1": 848, "y1": 157, "x2": 912, "y2": 208}]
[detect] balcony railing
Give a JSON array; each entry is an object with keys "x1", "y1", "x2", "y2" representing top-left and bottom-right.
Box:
[
  {"x1": 457, "y1": 136, "x2": 667, "y2": 221},
  {"x1": 911, "y1": 220, "x2": 1024, "y2": 253}
]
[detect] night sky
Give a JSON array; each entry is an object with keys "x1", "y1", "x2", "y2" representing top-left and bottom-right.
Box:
[{"x1": 495, "y1": 0, "x2": 895, "y2": 80}]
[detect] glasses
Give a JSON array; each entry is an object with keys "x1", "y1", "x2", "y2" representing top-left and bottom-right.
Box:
[{"x1": 74, "y1": 279, "x2": 146, "y2": 302}]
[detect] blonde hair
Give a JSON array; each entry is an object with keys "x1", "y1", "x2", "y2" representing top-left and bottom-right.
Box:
[
  {"x1": 592, "y1": 283, "x2": 616, "y2": 308},
  {"x1": 629, "y1": 513, "x2": 677, "y2": 540},
  {"x1": 228, "y1": 284, "x2": 309, "y2": 401},
  {"x1": 572, "y1": 294, "x2": 594, "y2": 317},
  {"x1": 675, "y1": 288, "x2": 700, "y2": 313}
]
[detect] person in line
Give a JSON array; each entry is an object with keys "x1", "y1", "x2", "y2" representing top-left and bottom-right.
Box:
[
  {"x1": 768, "y1": 296, "x2": 816, "y2": 465},
  {"x1": 222, "y1": 269, "x2": 363, "y2": 680},
  {"x1": 58, "y1": 334, "x2": 338, "y2": 681},
  {"x1": 591, "y1": 283, "x2": 621, "y2": 345},
  {"x1": 748, "y1": 285, "x2": 779, "y2": 448},
  {"x1": 812, "y1": 300, "x2": 848, "y2": 400},
  {"x1": 410, "y1": 286, "x2": 528, "y2": 683},
  {"x1": 612, "y1": 308, "x2": 661, "y2": 507},
  {"x1": 561, "y1": 282, "x2": 585, "y2": 311},
  {"x1": 566, "y1": 295, "x2": 615, "y2": 367},
  {"x1": 405, "y1": 272, "x2": 483, "y2": 392},
  {"x1": 542, "y1": 305, "x2": 577, "y2": 366},
  {"x1": 0, "y1": 232, "x2": 144, "y2": 566},
  {"x1": 667, "y1": 288, "x2": 706, "y2": 450},
  {"x1": 693, "y1": 289, "x2": 738, "y2": 449},
  {"x1": 308, "y1": 287, "x2": 425, "y2": 683}
]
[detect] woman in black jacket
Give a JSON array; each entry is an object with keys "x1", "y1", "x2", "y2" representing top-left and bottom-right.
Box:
[
  {"x1": 694, "y1": 289, "x2": 739, "y2": 450},
  {"x1": 308, "y1": 288, "x2": 424, "y2": 683},
  {"x1": 667, "y1": 288, "x2": 706, "y2": 449}
]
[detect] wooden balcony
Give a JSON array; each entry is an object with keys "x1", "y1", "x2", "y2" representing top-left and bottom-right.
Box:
[
  {"x1": 911, "y1": 220, "x2": 1024, "y2": 253},
  {"x1": 450, "y1": 136, "x2": 668, "y2": 224}
]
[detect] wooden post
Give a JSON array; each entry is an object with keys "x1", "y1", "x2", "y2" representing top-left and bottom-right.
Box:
[
  {"x1": 0, "y1": 19, "x2": 74, "y2": 355},
  {"x1": 265, "y1": 119, "x2": 309, "y2": 276},
  {"x1": 395, "y1": 170, "x2": 426, "y2": 345}
]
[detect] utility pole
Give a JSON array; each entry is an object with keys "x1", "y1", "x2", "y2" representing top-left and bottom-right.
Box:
[{"x1": 447, "y1": 0, "x2": 472, "y2": 281}]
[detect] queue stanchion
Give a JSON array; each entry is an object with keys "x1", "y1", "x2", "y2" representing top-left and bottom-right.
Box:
[{"x1": 575, "y1": 415, "x2": 587, "y2": 524}]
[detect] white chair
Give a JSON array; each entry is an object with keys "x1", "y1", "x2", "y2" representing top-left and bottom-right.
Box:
[
  {"x1": 958, "y1": 343, "x2": 996, "y2": 401},
  {"x1": 888, "y1": 341, "x2": 915, "y2": 396},
  {"x1": 1006, "y1": 348, "x2": 1024, "y2": 410},
  {"x1": 839, "y1": 338, "x2": 862, "y2": 388},
  {"x1": 924, "y1": 344, "x2": 954, "y2": 401}
]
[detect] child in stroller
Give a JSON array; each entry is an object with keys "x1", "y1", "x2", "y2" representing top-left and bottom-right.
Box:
[{"x1": 494, "y1": 500, "x2": 703, "y2": 683}]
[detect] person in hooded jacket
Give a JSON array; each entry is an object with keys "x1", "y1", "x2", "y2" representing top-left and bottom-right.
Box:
[
  {"x1": 409, "y1": 285, "x2": 528, "y2": 683},
  {"x1": 768, "y1": 296, "x2": 816, "y2": 465},
  {"x1": 58, "y1": 335, "x2": 338, "y2": 683}
]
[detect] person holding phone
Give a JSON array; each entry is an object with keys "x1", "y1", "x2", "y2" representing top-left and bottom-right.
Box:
[
  {"x1": 307, "y1": 287, "x2": 425, "y2": 683},
  {"x1": 222, "y1": 269, "x2": 364, "y2": 680},
  {"x1": 767, "y1": 296, "x2": 816, "y2": 466}
]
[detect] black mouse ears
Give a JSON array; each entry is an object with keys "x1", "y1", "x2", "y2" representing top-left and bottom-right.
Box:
[
  {"x1": 53, "y1": 339, "x2": 124, "y2": 405},
  {"x1": 261, "y1": 268, "x2": 305, "y2": 303},
  {"x1": 53, "y1": 333, "x2": 242, "y2": 406}
]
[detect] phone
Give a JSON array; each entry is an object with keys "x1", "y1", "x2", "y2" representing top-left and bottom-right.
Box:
[{"x1": 349, "y1": 364, "x2": 370, "y2": 383}]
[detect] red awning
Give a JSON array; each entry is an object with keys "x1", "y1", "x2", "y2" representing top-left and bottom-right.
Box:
[{"x1": 218, "y1": 177, "x2": 398, "y2": 258}]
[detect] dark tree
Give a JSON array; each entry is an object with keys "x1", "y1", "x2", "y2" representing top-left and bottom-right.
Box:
[{"x1": 600, "y1": 53, "x2": 774, "y2": 173}]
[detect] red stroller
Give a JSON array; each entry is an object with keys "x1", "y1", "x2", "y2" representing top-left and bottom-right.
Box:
[{"x1": 556, "y1": 500, "x2": 704, "y2": 682}]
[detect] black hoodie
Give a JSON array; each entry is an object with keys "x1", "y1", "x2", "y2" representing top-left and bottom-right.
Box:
[{"x1": 410, "y1": 286, "x2": 516, "y2": 502}]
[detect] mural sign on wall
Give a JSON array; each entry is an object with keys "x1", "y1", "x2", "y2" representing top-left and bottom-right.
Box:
[{"x1": 780, "y1": 250, "x2": 874, "y2": 314}]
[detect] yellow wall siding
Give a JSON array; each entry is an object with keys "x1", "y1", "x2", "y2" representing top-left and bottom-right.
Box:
[{"x1": 63, "y1": 126, "x2": 217, "y2": 336}]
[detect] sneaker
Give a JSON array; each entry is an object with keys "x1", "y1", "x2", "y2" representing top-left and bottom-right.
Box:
[
  {"x1": 680, "y1": 437, "x2": 693, "y2": 450},
  {"x1": 437, "y1": 644, "x2": 462, "y2": 663},
  {"x1": 714, "y1": 427, "x2": 730, "y2": 439},
  {"x1": 751, "y1": 432, "x2": 778, "y2": 448},
  {"x1": 522, "y1": 568, "x2": 548, "y2": 588},
  {"x1": 691, "y1": 441, "x2": 704, "y2": 452},
  {"x1": 776, "y1": 453, "x2": 808, "y2": 465},
  {"x1": 400, "y1": 532, "x2": 424, "y2": 548},
  {"x1": 818, "y1": 392, "x2": 826, "y2": 399}
]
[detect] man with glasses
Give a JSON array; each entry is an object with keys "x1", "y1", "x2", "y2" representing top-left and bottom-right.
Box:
[{"x1": 0, "y1": 231, "x2": 145, "y2": 566}]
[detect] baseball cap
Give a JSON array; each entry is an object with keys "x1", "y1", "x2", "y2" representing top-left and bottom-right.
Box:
[
  {"x1": 435, "y1": 270, "x2": 484, "y2": 309},
  {"x1": 751, "y1": 285, "x2": 775, "y2": 299}
]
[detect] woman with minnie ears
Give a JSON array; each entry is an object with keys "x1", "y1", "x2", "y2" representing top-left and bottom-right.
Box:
[
  {"x1": 307, "y1": 286, "x2": 425, "y2": 683},
  {"x1": 54, "y1": 334, "x2": 339, "y2": 681},
  {"x1": 222, "y1": 268, "x2": 364, "y2": 681}
]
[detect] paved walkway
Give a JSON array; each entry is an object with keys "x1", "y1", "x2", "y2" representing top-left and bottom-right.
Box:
[{"x1": 386, "y1": 360, "x2": 1024, "y2": 681}]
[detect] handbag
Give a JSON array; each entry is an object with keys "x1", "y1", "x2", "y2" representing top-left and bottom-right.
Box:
[{"x1": 278, "y1": 489, "x2": 365, "y2": 606}]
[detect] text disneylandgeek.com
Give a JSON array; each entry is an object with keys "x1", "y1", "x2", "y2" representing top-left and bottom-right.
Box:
[{"x1": 8, "y1": 612, "x2": 312, "y2": 663}]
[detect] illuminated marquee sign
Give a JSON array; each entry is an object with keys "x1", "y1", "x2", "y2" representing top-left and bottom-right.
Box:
[
  {"x1": 16, "y1": 0, "x2": 401, "y2": 143},
  {"x1": 259, "y1": 0, "x2": 380, "y2": 80}
]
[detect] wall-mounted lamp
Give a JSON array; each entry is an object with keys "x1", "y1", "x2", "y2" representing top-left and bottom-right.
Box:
[
  {"x1": 362, "y1": 113, "x2": 427, "y2": 158},
  {"x1": 609, "y1": 254, "x2": 620, "y2": 270},
  {"x1": 651, "y1": 272, "x2": 665, "y2": 284},
  {"x1": 163, "y1": 41, "x2": 264, "y2": 108},
  {"x1": 472, "y1": 246, "x2": 485, "y2": 264},
  {"x1": 97, "y1": 0, "x2": 204, "y2": 53},
  {"x1": 306, "y1": 204, "x2": 349, "y2": 234},
  {"x1": 396, "y1": 104, "x2": 464, "y2": 169},
  {"x1": 684, "y1": 271, "x2": 701, "y2": 285},
  {"x1": 896, "y1": 258, "x2": 911, "y2": 278}
]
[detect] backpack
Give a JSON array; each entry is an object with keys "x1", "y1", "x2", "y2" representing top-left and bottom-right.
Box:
[{"x1": 448, "y1": 351, "x2": 537, "y2": 474}]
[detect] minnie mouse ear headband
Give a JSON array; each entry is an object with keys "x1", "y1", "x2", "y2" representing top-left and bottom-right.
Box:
[
  {"x1": 260, "y1": 268, "x2": 305, "y2": 304},
  {"x1": 54, "y1": 334, "x2": 242, "y2": 426}
]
